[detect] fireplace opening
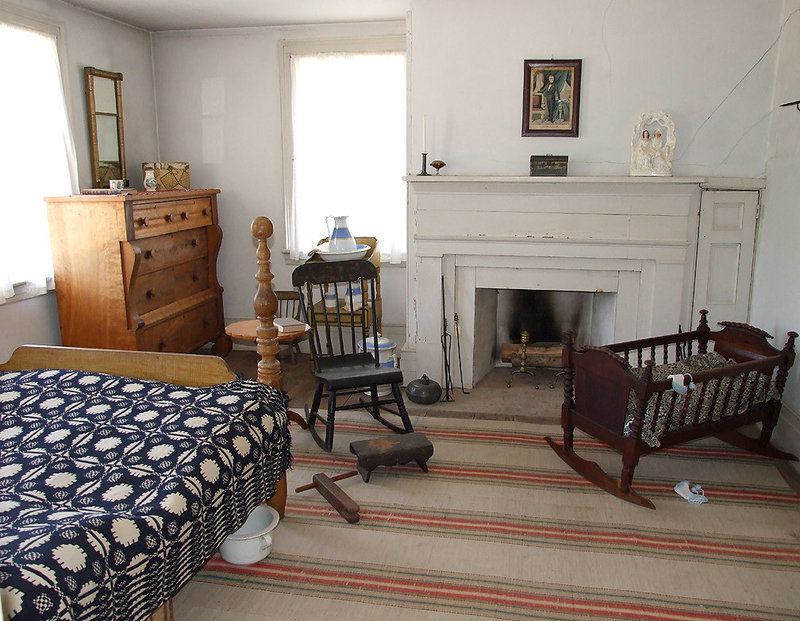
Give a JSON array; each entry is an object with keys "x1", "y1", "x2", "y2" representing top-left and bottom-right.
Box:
[{"x1": 473, "y1": 288, "x2": 616, "y2": 384}]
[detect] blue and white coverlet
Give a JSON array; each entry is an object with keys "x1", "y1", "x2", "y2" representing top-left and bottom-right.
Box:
[{"x1": 0, "y1": 368, "x2": 291, "y2": 620}]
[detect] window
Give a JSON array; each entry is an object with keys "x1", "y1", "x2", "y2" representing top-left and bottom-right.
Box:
[
  {"x1": 281, "y1": 37, "x2": 407, "y2": 263},
  {"x1": 0, "y1": 15, "x2": 77, "y2": 304}
]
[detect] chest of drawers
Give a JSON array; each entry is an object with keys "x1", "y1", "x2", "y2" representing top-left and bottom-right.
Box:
[{"x1": 46, "y1": 189, "x2": 231, "y2": 355}]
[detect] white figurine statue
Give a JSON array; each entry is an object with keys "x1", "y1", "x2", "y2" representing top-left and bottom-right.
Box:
[{"x1": 630, "y1": 111, "x2": 675, "y2": 176}]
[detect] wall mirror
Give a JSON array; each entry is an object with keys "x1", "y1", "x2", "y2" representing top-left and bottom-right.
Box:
[{"x1": 84, "y1": 66, "x2": 126, "y2": 188}]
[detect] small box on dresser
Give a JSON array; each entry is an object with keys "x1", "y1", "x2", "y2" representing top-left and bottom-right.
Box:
[{"x1": 45, "y1": 188, "x2": 231, "y2": 355}]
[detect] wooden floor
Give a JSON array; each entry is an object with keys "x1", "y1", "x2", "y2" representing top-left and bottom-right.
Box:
[{"x1": 219, "y1": 348, "x2": 563, "y2": 424}]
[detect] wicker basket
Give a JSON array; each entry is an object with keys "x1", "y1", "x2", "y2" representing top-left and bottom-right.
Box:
[{"x1": 142, "y1": 162, "x2": 190, "y2": 191}]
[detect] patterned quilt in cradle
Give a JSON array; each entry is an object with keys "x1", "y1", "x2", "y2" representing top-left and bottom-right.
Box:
[
  {"x1": 622, "y1": 352, "x2": 775, "y2": 447},
  {"x1": 0, "y1": 368, "x2": 292, "y2": 621}
]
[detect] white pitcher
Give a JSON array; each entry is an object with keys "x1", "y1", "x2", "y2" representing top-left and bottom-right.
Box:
[{"x1": 326, "y1": 215, "x2": 357, "y2": 252}]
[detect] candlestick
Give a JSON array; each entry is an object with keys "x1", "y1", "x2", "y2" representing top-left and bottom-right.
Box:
[
  {"x1": 417, "y1": 152, "x2": 430, "y2": 176},
  {"x1": 422, "y1": 115, "x2": 427, "y2": 153}
]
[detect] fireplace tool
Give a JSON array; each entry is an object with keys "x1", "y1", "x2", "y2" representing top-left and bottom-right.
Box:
[
  {"x1": 454, "y1": 313, "x2": 469, "y2": 394},
  {"x1": 507, "y1": 330, "x2": 536, "y2": 388},
  {"x1": 441, "y1": 276, "x2": 454, "y2": 401}
]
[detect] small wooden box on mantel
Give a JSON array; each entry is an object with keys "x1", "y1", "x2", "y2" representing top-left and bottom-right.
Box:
[{"x1": 530, "y1": 155, "x2": 568, "y2": 176}]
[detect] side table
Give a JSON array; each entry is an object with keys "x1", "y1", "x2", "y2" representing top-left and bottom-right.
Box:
[{"x1": 225, "y1": 319, "x2": 311, "y2": 362}]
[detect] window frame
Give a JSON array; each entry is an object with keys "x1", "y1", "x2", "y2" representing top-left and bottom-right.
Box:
[{"x1": 278, "y1": 35, "x2": 407, "y2": 261}]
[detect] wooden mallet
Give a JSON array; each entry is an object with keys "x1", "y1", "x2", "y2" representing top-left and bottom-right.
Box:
[{"x1": 295, "y1": 471, "x2": 360, "y2": 523}]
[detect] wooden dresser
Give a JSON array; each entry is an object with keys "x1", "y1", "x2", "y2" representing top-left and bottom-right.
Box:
[{"x1": 46, "y1": 189, "x2": 231, "y2": 356}]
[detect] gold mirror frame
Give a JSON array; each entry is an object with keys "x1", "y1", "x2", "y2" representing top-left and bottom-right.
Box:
[{"x1": 84, "y1": 66, "x2": 126, "y2": 188}]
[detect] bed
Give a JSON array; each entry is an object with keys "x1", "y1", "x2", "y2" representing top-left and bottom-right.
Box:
[
  {"x1": 0, "y1": 217, "x2": 293, "y2": 620},
  {"x1": 546, "y1": 310, "x2": 798, "y2": 509}
]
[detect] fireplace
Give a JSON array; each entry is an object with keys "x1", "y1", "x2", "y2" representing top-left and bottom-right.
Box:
[
  {"x1": 471, "y1": 288, "x2": 616, "y2": 386},
  {"x1": 495, "y1": 289, "x2": 614, "y2": 348},
  {"x1": 401, "y1": 176, "x2": 708, "y2": 389}
]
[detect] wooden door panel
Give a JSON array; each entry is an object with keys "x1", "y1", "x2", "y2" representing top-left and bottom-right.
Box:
[{"x1": 692, "y1": 191, "x2": 757, "y2": 323}]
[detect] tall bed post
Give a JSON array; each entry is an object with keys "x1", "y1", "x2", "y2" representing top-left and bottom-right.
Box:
[
  {"x1": 250, "y1": 216, "x2": 290, "y2": 518},
  {"x1": 251, "y1": 216, "x2": 307, "y2": 435},
  {"x1": 251, "y1": 216, "x2": 283, "y2": 390}
]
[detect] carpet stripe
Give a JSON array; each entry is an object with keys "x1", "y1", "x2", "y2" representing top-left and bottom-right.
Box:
[
  {"x1": 195, "y1": 554, "x2": 797, "y2": 621},
  {"x1": 284, "y1": 497, "x2": 800, "y2": 571},
  {"x1": 333, "y1": 420, "x2": 774, "y2": 463},
  {"x1": 291, "y1": 452, "x2": 800, "y2": 508}
]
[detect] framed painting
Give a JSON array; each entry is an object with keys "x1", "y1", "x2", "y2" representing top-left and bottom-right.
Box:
[{"x1": 522, "y1": 59, "x2": 582, "y2": 137}]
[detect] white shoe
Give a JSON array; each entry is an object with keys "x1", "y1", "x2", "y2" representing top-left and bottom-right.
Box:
[{"x1": 674, "y1": 480, "x2": 708, "y2": 504}]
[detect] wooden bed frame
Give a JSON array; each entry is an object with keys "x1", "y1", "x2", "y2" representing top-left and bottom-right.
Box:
[
  {"x1": 0, "y1": 216, "x2": 290, "y2": 621},
  {"x1": 546, "y1": 310, "x2": 798, "y2": 509}
]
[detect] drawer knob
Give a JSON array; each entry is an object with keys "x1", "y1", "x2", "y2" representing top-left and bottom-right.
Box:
[
  {"x1": 136, "y1": 216, "x2": 149, "y2": 227},
  {"x1": 191, "y1": 239, "x2": 198, "y2": 247},
  {"x1": 180, "y1": 211, "x2": 189, "y2": 220},
  {"x1": 164, "y1": 213, "x2": 174, "y2": 223},
  {"x1": 145, "y1": 289, "x2": 155, "y2": 299},
  {"x1": 158, "y1": 341, "x2": 167, "y2": 351},
  {"x1": 202, "y1": 208, "x2": 209, "y2": 216},
  {"x1": 144, "y1": 249, "x2": 155, "y2": 259},
  {"x1": 192, "y1": 274, "x2": 199, "y2": 282}
]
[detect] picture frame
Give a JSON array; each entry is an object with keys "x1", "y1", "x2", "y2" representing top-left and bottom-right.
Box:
[{"x1": 522, "y1": 59, "x2": 582, "y2": 137}]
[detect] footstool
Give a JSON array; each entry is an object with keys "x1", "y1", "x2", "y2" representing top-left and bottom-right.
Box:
[{"x1": 349, "y1": 432, "x2": 434, "y2": 482}]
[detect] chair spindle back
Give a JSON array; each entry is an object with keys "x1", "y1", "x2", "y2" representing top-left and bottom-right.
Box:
[{"x1": 292, "y1": 260, "x2": 380, "y2": 365}]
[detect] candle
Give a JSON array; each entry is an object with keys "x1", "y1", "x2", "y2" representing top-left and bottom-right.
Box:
[{"x1": 422, "y1": 115, "x2": 427, "y2": 153}]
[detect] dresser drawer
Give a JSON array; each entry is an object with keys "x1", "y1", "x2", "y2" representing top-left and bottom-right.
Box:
[
  {"x1": 133, "y1": 229, "x2": 208, "y2": 275},
  {"x1": 132, "y1": 197, "x2": 214, "y2": 239},
  {"x1": 130, "y1": 258, "x2": 210, "y2": 315},
  {"x1": 173, "y1": 259, "x2": 211, "y2": 299},
  {"x1": 138, "y1": 298, "x2": 221, "y2": 352}
]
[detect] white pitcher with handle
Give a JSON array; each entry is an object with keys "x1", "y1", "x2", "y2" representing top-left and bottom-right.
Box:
[{"x1": 326, "y1": 215, "x2": 357, "y2": 253}]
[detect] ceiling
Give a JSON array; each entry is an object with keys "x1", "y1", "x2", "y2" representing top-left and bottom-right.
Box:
[{"x1": 62, "y1": 0, "x2": 410, "y2": 32}]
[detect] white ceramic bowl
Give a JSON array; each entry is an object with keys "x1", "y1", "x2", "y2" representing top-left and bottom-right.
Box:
[
  {"x1": 315, "y1": 243, "x2": 370, "y2": 262},
  {"x1": 220, "y1": 504, "x2": 280, "y2": 565}
]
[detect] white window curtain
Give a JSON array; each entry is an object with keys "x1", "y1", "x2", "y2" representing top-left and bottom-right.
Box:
[
  {"x1": 0, "y1": 22, "x2": 78, "y2": 303},
  {"x1": 288, "y1": 51, "x2": 406, "y2": 263}
]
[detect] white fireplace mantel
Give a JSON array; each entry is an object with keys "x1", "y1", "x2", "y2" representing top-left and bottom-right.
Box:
[{"x1": 400, "y1": 175, "x2": 763, "y2": 389}]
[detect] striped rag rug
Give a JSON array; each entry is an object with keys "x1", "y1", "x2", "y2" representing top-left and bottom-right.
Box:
[{"x1": 174, "y1": 412, "x2": 800, "y2": 620}]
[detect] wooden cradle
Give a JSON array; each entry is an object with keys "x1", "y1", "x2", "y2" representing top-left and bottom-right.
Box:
[{"x1": 546, "y1": 310, "x2": 798, "y2": 509}]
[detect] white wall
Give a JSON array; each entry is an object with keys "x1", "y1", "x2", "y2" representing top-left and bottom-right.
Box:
[
  {"x1": 150, "y1": 1, "x2": 784, "y2": 356},
  {"x1": 0, "y1": 0, "x2": 158, "y2": 361},
  {"x1": 0, "y1": 293, "x2": 61, "y2": 362},
  {"x1": 409, "y1": 0, "x2": 782, "y2": 177},
  {"x1": 751, "y1": 1, "x2": 800, "y2": 456},
  {"x1": 150, "y1": 21, "x2": 408, "y2": 338}
]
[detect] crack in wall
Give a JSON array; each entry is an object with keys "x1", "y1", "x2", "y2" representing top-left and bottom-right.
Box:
[{"x1": 679, "y1": 7, "x2": 800, "y2": 161}]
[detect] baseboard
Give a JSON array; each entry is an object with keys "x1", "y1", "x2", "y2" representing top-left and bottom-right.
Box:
[{"x1": 774, "y1": 401, "x2": 800, "y2": 481}]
